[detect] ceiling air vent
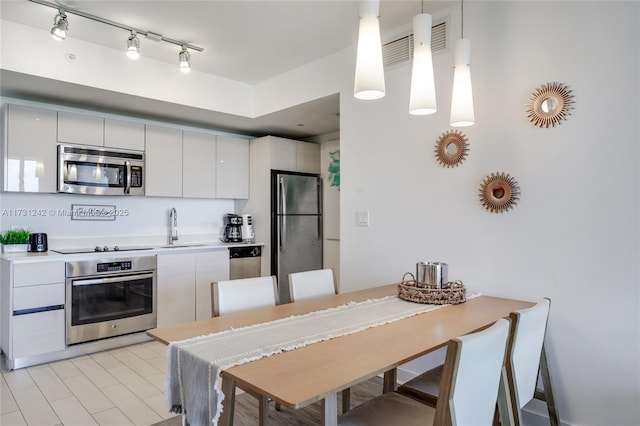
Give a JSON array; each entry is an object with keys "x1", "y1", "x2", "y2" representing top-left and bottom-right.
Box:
[{"x1": 383, "y1": 21, "x2": 447, "y2": 68}]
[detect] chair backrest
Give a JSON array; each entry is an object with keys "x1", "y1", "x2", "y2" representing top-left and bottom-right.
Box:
[
  {"x1": 435, "y1": 318, "x2": 510, "y2": 426},
  {"x1": 508, "y1": 298, "x2": 551, "y2": 408},
  {"x1": 288, "y1": 269, "x2": 337, "y2": 302},
  {"x1": 211, "y1": 276, "x2": 278, "y2": 317}
]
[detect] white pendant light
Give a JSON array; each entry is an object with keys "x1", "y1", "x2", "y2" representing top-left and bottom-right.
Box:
[
  {"x1": 409, "y1": 13, "x2": 437, "y2": 115},
  {"x1": 354, "y1": 0, "x2": 385, "y2": 100},
  {"x1": 450, "y1": 0, "x2": 474, "y2": 127},
  {"x1": 450, "y1": 39, "x2": 474, "y2": 126},
  {"x1": 50, "y1": 9, "x2": 68, "y2": 41},
  {"x1": 126, "y1": 31, "x2": 140, "y2": 60}
]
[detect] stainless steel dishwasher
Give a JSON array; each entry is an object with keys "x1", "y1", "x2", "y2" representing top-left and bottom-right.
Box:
[{"x1": 229, "y1": 246, "x2": 262, "y2": 279}]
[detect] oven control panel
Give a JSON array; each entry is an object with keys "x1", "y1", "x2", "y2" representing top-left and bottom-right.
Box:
[
  {"x1": 97, "y1": 261, "x2": 133, "y2": 273},
  {"x1": 65, "y1": 256, "x2": 156, "y2": 278}
]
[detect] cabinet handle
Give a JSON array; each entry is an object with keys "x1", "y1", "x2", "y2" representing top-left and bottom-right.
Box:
[
  {"x1": 71, "y1": 272, "x2": 154, "y2": 286},
  {"x1": 13, "y1": 304, "x2": 64, "y2": 316}
]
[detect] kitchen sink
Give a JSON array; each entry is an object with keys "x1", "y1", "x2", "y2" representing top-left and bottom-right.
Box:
[{"x1": 158, "y1": 243, "x2": 209, "y2": 249}]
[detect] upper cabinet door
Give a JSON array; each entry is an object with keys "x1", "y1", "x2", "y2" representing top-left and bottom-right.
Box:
[
  {"x1": 58, "y1": 111, "x2": 104, "y2": 147},
  {"x1": 269, "y1": 137, "x2": 297, "y2": 171},
  {"x1": 4, "y1": 104, "x2": 58, "y2": 193},
  {"x1": 104, "y1": 119, "x2": 145, "y2": 151},
  {"x1": 216, "y1": 136, "x2": 249, "y2": 199},
  {"x1": 145, "y1": 125, "x2": 183, "y2": 197},
  {"x1": 183, "y1": 131, "x2": 216, "y2": 199},
  {"x1": 296, "y1": 142, "x2": 321, "y2": 174}
]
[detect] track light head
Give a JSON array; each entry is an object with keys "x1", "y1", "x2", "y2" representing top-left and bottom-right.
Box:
[
  {"x1": 178, "y1": 47, "x2": 191, "y2": 73},
  {"x1": 126, "y1": 31, "x2": 140, "y2": 60},
  {"x1": 50, "y1": 9, "x2": 68, "y2": 41}
]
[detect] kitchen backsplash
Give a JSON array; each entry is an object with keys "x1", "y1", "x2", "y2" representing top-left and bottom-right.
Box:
[{"x1": 0, "y1": 192, "x2": 235, "y2": 246}]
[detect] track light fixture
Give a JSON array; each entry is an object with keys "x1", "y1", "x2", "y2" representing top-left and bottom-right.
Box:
[
  {"x1": 50, "y1": 9, "x2": 68, "y2": 41},
  {"x1": 179, "y1": 47, "x2": 191, "y2": 73},
  {"x1": 126, "y1": 31, "x2": 141, "y2": 60},
  {"x1": 30, "y1": 0, "x2": 203, "y2": 71}
]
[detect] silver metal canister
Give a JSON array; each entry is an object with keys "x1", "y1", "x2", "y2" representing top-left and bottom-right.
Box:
[{"x1": 416, "y1": 261, "x2": 448, "y2": 288}]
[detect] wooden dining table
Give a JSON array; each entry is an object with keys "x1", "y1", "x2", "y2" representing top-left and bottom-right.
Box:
[{"x1": 147, "y1": 284, "x2": 533, "y2": 426}]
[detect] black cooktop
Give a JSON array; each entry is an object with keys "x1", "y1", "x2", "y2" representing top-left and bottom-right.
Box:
[{"x1": 52, "y1": 246, "x2": 154, "y2": 254}]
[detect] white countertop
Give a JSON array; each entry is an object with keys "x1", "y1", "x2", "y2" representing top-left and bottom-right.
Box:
[{"x1": 1, "y1": 241, "x2": 264, "y2": 263}]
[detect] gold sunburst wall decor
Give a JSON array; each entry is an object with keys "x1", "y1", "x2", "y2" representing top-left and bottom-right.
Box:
[
  {"x1": 526, "y1": 82, "x2": 574, "y2": 128},
  {"x1": 435, "y1": 130, "x2": 469, "y2": 168},
  {"x1": 479, "y1": 172, "x2": 521, "y2": 213}
]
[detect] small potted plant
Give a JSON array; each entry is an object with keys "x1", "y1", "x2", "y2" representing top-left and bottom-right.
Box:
[{"x1": 0, "y1": 229, "x2": 30, "y2": 253}]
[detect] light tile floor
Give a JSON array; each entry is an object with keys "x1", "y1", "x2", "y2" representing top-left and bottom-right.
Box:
[{"x1": 0, "y1": 340, "x2": 174, "y2": 426}]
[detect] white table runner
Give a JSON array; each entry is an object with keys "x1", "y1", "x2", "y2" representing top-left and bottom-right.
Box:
[{"x1": 167, "y1": 294, "x2": 477, "y2": 426}]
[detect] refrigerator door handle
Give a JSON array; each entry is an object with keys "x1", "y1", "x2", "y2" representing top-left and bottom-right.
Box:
[
  {"x1": 317, "y1": 178, "x2": 322, "y2": 238},
  {"x1": 279, "y1": 177, "x2": 286, "y2": 249}
]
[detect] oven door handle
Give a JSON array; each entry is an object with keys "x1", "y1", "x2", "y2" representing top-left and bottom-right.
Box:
[{"x1": 71, "y1": 272, "x2": 154, "y2": 286}]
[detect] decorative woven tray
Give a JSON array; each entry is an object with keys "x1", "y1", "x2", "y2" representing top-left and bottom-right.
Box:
[{"x1": 397, "y1": 272, "x2": 466, "y2": 305}]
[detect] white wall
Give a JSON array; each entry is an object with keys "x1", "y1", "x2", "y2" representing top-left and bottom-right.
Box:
[
  {"x1": 0, "y1": 2, "x2": 638, "y2": 425},
  {"x1": 0, "y1": 192, "x2": 234, "y2": 247},
  {"x1": 338, "y1": 2, "x2": 639, "y2": 425},
  {"x1": 0, "y1": 20, "x2": 254, "y2": 117},
  {"x1": 321, "y1": 139, "x2": 341, "y2": 288}
]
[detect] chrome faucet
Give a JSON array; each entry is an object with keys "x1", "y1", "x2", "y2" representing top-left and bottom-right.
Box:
[{"x1": 169, "y1": 207, "x2": 178, "y2": 245}]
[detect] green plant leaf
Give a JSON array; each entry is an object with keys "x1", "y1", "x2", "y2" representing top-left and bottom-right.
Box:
[{"x1": 0, "y1": 230, "x2": 30, "y2": 245}]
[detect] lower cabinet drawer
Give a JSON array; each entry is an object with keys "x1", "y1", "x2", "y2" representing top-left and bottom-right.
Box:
[
  {"x1": 14, "y1": 283, "x2": 65, "y2": 311},
  {"x1": 12, "y1": 309, "x2": 65, "y2": 358},
  {"x1": 14, "y1": 261, "x2": 65, "y2": 287}
]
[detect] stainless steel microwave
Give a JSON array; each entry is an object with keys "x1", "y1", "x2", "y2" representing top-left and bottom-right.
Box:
[{"x1": 58, "y1": 144, "x2": 144, "y2": 196}]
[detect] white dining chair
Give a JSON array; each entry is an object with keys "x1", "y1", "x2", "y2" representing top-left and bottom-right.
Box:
[
  {"x1": 397, "y1": 299, "x2": 559, "y2": 426},
  {"x1": 211, "y1": 275, "x2": 279, "y2": 317},
  {"x1": 210, "y1": 275, "x2": 279, "y2": 425},
  {"x1": 287, "y1": 268, "x2": 358, "y2": 414},
  {"x1": 338, "y1": 318, "x2": 511, "y2": 426},
  {"x1": 288, "y1": 268, "x2": 337, "y2": 302}
]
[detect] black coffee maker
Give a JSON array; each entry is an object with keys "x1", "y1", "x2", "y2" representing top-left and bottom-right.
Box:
[{"x1": 222, "y1": 214, "x2": 243, "y2": 242}]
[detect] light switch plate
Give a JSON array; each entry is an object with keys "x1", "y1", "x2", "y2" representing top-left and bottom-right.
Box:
[{"x1": 356, "y1": 210, "x2": 370, "y2": 227}]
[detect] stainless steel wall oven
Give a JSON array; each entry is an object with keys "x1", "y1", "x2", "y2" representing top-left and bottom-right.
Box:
[{"x1": 65, "y1": 256, "x2": 157, "y2": 345}]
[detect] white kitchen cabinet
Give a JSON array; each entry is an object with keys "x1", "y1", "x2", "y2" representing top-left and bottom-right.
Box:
[
  {"x1": 145, "y1": 125, "x2": 183, "y2": 197},
  {"x1": 157, "y1": 252, "x2": 196, "y2": 327},
  {"x1": 296, "y1": 141, "x2": 321, "y2": 174},
  {"x1": 0, "y1": 259, "x2": 66, "y2": 362},
  {"x1": 216, "y1": 136, "x2": 249, "y2": 199},
  {"x1": 58, "y1": 111, "x2": 104, "y2": 147},
  {"x1": 158, "y1": 250, "x2": 230, "y2": 325},
  {"x1": 59, "y1": 113, "x2": 145, "y2": 151},
  {"x1": 183, "y1": 131, "x2": 216, "y2": 199},
  {"x1": 14, "y1": 261, "x2": 64, "y2": 287},
  {"x1": 270, "y1": 137, "x2": 297, "y2": 171},
  {"x1": 195, "y1": 250, "x2": 230, "y2": 320},
  {"x1": 268, "y1": 136, "x2": 320, "y2": 173},
  {"x1": 3, "y1": 104, "x2": 58, "y2": 193},
  {"x1": 104, "y1": 119, "x2": 145, "y2": 151}
]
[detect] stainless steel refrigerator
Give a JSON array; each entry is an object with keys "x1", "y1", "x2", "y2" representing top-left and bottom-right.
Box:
[{"x1": 271, "y1": 171, "x2": 322, "y2": 303}]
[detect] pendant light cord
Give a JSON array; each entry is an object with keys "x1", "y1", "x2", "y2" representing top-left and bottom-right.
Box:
[{"x1": 461, "y1": 0, "x2": 464, "y2": 38}]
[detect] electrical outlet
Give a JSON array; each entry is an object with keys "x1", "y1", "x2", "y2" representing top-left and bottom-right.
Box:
[{"x1": 356, "y1": 210, "x2": 370, "y2": 227}]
